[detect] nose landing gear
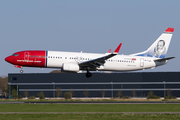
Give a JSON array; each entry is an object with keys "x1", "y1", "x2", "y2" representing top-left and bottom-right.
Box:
[
  {"x1": 20, "y1": 69, "x2": 24, "y2": 73},
  {"x1": 14, "y1": 65, "x2": 23, "y2": 73}
]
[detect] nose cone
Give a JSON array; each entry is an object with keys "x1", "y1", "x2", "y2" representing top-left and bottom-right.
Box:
[{"x1": 5, "y1": 56, "x2": 12, "y2": 63}]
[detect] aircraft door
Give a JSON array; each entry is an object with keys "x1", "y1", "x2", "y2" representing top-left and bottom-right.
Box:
[
  {"x1": 24, "y1": 52, "x2": 29, "y2": 60},
  {"x1": 140, "y1": 58, "x2": 144, "y2": 67}
]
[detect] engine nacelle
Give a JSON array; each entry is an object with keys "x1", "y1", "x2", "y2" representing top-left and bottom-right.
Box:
[{"x1": 62, "y1": 63, "x2": 80, "y2": 72}]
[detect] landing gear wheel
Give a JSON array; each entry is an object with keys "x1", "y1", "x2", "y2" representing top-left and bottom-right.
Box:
[
  {"x1": 20, "y1": 70, "x2": 23, "y2": 73},
  {"x1": 86, "y1": 72, "x2": 92, "y2": 78}
]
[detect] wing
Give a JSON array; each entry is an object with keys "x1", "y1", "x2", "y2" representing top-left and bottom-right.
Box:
[{"x1": 79, "y1": 43, "x2": 122, "y2": 70}]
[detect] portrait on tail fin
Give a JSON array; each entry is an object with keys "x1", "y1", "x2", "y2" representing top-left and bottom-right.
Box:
[{"x1": 154, "y1": 40, "x2": 166, "y2": 57}]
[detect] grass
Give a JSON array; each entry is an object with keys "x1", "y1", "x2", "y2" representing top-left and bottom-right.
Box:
[
  {"x1": 0, "y1": 104, "x2": 180, "y2": 112},
  {"x1": 0, "y1": 114, "x2": 180, "y2": 120},
  {"x1": 0, "y1": 104, "x2": 180, "y2": 120}
]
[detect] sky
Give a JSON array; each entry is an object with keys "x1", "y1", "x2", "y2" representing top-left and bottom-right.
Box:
[{"x1": 0, "y1": 1, "x2": 180, "y2": 76}]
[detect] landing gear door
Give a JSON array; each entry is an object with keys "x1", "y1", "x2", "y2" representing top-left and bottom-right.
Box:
[
  {"x1": 24, "y1": 52, "x2": 29, "y2": 60},
  {"x1": 140, "y1": 58, "x2": 144, "y2": 67}
]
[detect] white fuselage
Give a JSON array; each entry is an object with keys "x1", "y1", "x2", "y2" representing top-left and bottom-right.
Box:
[{"x1": 46, "y1": 51, "x2": 165, "y2": 72}]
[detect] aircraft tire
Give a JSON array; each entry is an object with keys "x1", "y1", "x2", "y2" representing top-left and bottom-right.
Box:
[
  {"x1": 86, "y1": 72, "x2": 92, "y2": 78},
  {"x1": 20, "y1": 70, "x2": 23, "y2": 73}
]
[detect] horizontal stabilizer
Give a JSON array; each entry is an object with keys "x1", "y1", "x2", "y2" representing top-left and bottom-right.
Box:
[{"x1": 154, "y1": 57, "x2": 175, "y2": 62}]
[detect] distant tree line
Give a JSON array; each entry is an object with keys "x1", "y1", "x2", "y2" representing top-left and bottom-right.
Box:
[{"x1": 0, "y1": 76, "x2": 8, "y2": 98}]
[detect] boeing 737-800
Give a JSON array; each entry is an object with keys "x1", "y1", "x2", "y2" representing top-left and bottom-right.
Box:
[{"x1": 5, "y1": 28, "x2": 175, "y2": 78}]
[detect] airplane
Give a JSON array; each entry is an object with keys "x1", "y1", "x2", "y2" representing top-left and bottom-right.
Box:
[{"x1": 5, "y1": 28, "x2": 175, "y2": 78}]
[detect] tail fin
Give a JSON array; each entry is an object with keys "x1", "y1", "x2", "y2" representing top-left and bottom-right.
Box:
[{"x1": 131, "y1": 28, "x2": 174, "y2": 58}]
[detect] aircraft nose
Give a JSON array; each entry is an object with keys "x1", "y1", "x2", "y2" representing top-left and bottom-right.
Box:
[{"x1": 5, "y1": 56, "x2": 12, "y2": 63}]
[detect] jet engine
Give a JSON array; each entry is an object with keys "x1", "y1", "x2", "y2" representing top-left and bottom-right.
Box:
[{"x1": 62, "y1": 63, "x2": 80, "y2": 72}]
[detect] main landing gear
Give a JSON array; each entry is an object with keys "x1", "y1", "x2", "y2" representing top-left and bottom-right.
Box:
[
  {"x1": 86, "y1": 72, "x2": 92, "y2": 78},
  {"x1": 86, "y1": 69, "x2": 92, "y2": 78}
]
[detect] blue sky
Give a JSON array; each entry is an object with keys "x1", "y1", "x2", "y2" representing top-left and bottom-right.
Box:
[{"x1": 1, "y1": 1, "x2": 180, "y2": 76}]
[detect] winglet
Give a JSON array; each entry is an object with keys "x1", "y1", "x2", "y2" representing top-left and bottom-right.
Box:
[
  {"x1": 113, "y1": 43, "x2": 122, "y2": 54},
  {"x1": 107, "y1": 49, "x2": 111, "y2": 53},
  {"x1": 165, "y1": 28, "x2": 174, "y2": 33}
]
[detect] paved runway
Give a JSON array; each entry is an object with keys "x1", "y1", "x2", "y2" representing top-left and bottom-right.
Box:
[
  {"x1": 26, "y1": 101, "x2": 180, "y2": 104},
  {"x1": 1, "y1": 101, "x2": 180, "y2": 104},
  {"x1": 0, "y1": 112, "x2": 180, "y2": 114},
  {"x1": 0, "y1": 102, "x2": 24, "y2": 104}
]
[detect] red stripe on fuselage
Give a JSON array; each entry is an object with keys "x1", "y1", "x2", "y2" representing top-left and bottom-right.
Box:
[{"x1": 8, "y1": 50, "x2": 46, "y2": 67}]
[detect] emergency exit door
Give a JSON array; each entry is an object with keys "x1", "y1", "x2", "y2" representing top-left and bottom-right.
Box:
[{"x1": 140, "y1": 58, "x2": 144, "y2": 67}]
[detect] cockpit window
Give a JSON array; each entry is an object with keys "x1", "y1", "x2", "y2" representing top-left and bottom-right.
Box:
[{"x1": 12, "y1": 54, "x2": 19, "y2": 56}]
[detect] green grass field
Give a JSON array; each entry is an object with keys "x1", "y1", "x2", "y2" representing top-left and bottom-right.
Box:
[
  {"x1": 0, "y1": 104, "x2": 180, "y2": 120},
  {"x1": 0, "y1": 104, "x2": 180, "y2": 112},
  {"x1": 0, "y1": 114, "x2": 180, "y2": 120}
]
